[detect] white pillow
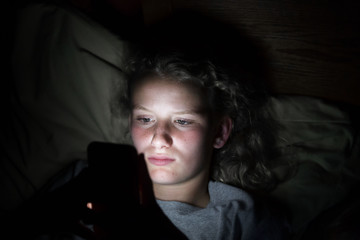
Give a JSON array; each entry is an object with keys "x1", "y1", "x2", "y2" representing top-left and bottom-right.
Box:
[
  {"x1": 268, "y1": 95, "x2": 359, "y2": 237},
  {"x1": 1, "y1": 4, "x2": 130, "y2": 211}
]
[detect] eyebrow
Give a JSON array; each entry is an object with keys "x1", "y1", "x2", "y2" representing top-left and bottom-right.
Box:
[
  {"x1": 132, "y1": 104, "x2": 206, "y2": 115},
  {"x1": 132, "y1": 104, "x2": 148, "y2": 111}
]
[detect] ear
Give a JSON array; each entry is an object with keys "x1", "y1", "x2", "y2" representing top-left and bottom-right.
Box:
[{"x1": 213, "y1": 116, "x2": 233, "y2": 149}]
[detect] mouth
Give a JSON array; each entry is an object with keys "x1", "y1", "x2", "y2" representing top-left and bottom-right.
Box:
[{"x1": 147, "y1": 155, "x2": 175, "y2": 166}]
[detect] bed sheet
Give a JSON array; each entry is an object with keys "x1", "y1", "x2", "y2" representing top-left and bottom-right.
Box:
[{"x1": 268, "y1": 95, "x2": 359, "y2": 238}]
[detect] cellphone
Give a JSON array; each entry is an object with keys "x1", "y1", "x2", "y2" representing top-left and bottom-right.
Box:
[
  {"x1": 87, "y1": 142, "x2": 139, "y2": 207},
  {"x1": 87, "y1": 141, "x2": 155, "y2": 209},
  {"x1": 86, "y1": 141, "x2": 187, "y2": 239}
]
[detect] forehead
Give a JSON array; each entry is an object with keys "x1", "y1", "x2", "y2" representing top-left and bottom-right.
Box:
[{"x1": 131, "y1": 77, "x2": 209, "y2": 112}]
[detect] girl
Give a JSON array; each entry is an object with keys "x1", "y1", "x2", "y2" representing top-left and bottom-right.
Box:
[{"x1": 118, "y1": 12, "x2": 289, "y2": 240}]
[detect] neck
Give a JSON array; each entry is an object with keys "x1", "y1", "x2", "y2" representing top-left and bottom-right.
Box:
[{"x1": 153, "y1": 175, "x2": 210, "y2": 208}]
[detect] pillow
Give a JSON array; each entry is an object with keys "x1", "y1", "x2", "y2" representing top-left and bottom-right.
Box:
[
  {"x1": 1, "y1": 3, "x2": 131, "y2": 211},
  {"x1": 268, "y1": 95, "x2": 359, "y2": 237}
]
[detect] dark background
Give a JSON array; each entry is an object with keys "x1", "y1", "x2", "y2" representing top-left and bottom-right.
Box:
[{"x1": 4, "y1": 0, "x2": 360, "y2": 105}]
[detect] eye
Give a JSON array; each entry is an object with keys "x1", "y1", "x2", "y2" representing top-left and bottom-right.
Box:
[
  {"x1": 174, "y1": 119, "x2": 193, "y2": 126},
  {"x1": 136, "y1": 117, "x2": 154, "y2": 125}
]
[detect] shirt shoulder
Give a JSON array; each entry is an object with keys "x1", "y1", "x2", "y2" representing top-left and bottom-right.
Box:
[
  {"x1": 156, "y1": 182, "x2": 258, "y2": 240},
  {"x1": 207, "y1": 181, "x2": 254, "y2": 210}
]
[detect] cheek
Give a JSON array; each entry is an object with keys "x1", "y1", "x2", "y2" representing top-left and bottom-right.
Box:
[
  {"x1": 178, "y1": 129, "x2": 211, "y2": 157},
  {"x1": 130, "y1": 125, "x2": 150, "y2": 152},
  {"x1": 180, "y1": 131, "x2": 202, "y2": 146}
]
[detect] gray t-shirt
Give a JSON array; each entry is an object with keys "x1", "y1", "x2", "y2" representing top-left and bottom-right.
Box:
[{"x1": 157, "y1": 181, "x2": 288, "y2": 240}]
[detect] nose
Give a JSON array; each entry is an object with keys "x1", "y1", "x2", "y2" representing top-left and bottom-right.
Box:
[{"x1": 151, "y1": 123, "x2": 173, "y2": 149}]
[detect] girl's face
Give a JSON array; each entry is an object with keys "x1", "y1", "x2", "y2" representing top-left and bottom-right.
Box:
[{"x1": 130, "y1": 77, "x2": 219, "y2": 186}]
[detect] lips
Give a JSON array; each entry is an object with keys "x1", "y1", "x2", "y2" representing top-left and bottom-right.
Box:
[{"x1": 147, "y1": 155, "x2": 175, "y2": 166}]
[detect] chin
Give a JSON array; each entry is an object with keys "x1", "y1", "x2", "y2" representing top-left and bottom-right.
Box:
[{"x1": 149, "y1": 169, "x2": 179, "y2": 185}]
